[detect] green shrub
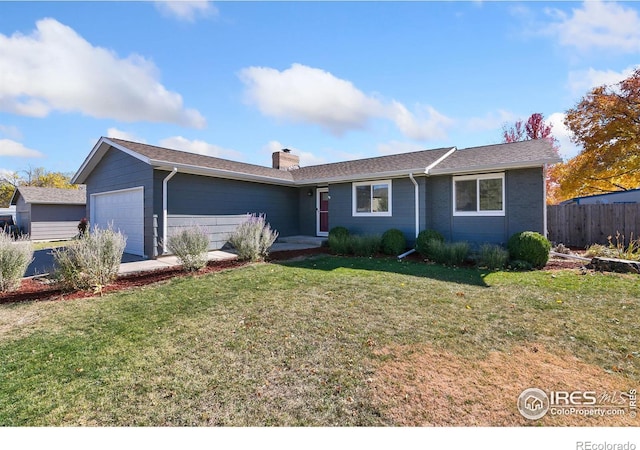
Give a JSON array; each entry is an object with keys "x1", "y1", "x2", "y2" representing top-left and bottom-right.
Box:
[
  {"x1": 381, "y1": 229, "x2": 407, "y2": 255},
  {"x1": 508, "y1": 259, "x2": 533, "y2": 271},
  {"x1": 167, "y1": 226, "x2": 210, "y2": 271},
  {"x1": 507, "y1": 231, "x2": 551, "y2": 269},
  {"x1": 428, "y1": 240, "x2": 469, "y2": 266},
  {"x1": 328, "y1": 233, "x2": 351, "y2": 255},
  {"x1": 53, "y1": 225, "x2": 126, "y2": 291},
  {"x1": 328, "y1": 226, "x2": 350, "y2": 239},
  {"x1": 228, "y1": 213, "x2": 279, "y2": 261},
  {"x1": 349, "y1": 234, "x2": 382, "y2": 257},
  {"x1": 478, "y1": 243, "x2": 509, "y2": 270},
  {"x1": 0, "y1": 234, "x2": 33, "y2": 292},
  {"x1": 416, "y1": 229, "x2": 445, "y2": 257}
]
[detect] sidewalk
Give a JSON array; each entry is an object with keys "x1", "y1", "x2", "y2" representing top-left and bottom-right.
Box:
[{"x1": 117, "y1": 241, "x2": 324, "y2": 276}]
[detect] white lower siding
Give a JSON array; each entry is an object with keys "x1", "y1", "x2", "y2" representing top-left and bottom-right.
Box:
[
  {"x1": 167, "y1": 214, "x2": 247, "y2": 250},
  {"x1": 30, "y1": 221, "x2": 78, "y2": 240}
]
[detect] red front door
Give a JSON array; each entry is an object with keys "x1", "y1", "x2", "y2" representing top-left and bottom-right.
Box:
[{"x1": 317, "y1": 188, "x2": 329, "y2": 236}]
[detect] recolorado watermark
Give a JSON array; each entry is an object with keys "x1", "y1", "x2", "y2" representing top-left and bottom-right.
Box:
[
  {"x1": 576, "y1": 442, "x2": 636, "y2": 450},
  {"x1": 517, "y1": 387, "x2": 637, "y2": 420}
]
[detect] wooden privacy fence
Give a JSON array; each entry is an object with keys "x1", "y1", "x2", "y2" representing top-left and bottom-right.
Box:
[{"x1": 547, "y1": 204, "x2": 640, "y2": 248}]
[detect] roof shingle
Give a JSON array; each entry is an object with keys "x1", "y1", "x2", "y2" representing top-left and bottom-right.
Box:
[{"x1": 12, "y1": 186, "x2": 86, "y2": 205}]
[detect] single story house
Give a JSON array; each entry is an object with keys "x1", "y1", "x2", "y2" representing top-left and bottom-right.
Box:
[
  {"x1": 561, "y1": 187, "x2": 640, "y2": 205},
  {"x1": 71, "y1": 137, "x2": 560, "y2": 258},
  {"x1": 10, "y1": 186, "x2": 87, "y2": 240}
]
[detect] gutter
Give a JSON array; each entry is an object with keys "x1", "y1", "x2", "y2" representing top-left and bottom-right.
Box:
[
  {"x1": 162, "y1": 167, "x2": 178, "y2": 254},
  {"x1": 398, "y1": 173, "x2": 420, "y2": 260},
  {"x1": 424, "y1": 146, "x2": 457, "y2": 175}
]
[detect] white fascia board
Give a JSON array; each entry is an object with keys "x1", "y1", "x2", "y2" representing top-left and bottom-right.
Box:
[
  {"x1": 151, "y1": 161, "x2": 296, "y2": 186},
  {"x1": 427, "y1": 159, "x2": 562, "y2": 176},
  {"x1": 71, "y1": 137, "x2": 150, "y2": 184},
  {"x1": 295, "y1": 169, "x2": 429, "y2": 186}
]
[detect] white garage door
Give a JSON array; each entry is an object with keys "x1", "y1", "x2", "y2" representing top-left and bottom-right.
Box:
[{"x1": 91, "y1": 187, "x2": 144, "y2": 257}]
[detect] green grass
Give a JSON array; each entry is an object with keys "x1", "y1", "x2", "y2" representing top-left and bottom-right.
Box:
[{"x1": 0, "y1": 255, "x2": 638, "y2": 426}]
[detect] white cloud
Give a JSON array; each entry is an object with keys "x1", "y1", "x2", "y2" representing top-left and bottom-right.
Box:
[
  {"x1": 155, "y1": 1, "x2": 218, "y2": 22},
  {"x1": 376, "y1": 140, "x2": 425, "y2": 156},
  {"x1": 106, "y1": 128, "x2": 146, "y2": 143},
  {"x1": 0, "y1": 139, "x2": 44, "y2": 158},
  {"x1": 158, "y1": 136, "x2": 242, "y2": 160},
  {"x1": 568, "y1": 66, "x2": 638, "y2": 95},
  {"x1": 545, "y1": 1, "x2": 640, "y2": 53},
  {"x1": 546, "y1": 112, "x2": 581, "y2": 160},
  {"x1": 239, "y1": 63, "x2": 451, "y2": 141},
  {"x1": 0, "y1": 125, "x2": 22, "y2": 140},
  {"x1": 262, "y1": 140, "x2": 326, "y2": 167},
  {"x1": 465, "y1": 109, "x2": 517, "y2": 132},
  {"x1": 0, "y1": 18, "x2": 205, "y2": 128}
]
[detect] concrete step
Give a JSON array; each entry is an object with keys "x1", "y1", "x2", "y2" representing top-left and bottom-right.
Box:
[{"x1": 277, "y1": 235, "x2": 327, "y2": 246}]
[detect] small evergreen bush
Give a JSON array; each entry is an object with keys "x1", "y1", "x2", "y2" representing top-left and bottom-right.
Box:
[
  {"x1": 381, "y1": 229, "x2": 407, "y2": 255},
  {"x1": 428, "y1": 240, "x2": 470, "y2": 266},
  {"x1": 228, "y1": 213, "x2": 279, "y2": 261},
  {"x1": 416, "y1": 229, "x2": 445, "y2": 257},
  {"x1": 53, "y1": 225, "x2": 126, "y2": 291},
  {"x1": 349, "y1": 234, "x2": 382, "y2": 257},
  {"x1": 507, "y1": 231, "x2": 551, "y2": 269},
  {"x1": 478, "y1": 244, "x2": 509, "y2": 270},
  {"x1": 0, "y1": 234, "x2": 33, "y2": 292},
  {"x1": 167, "y1": 226, "x2": 210, "y2": 271},
  {"x1": 328, "y1": 226, "x2": 350, "y2": 239}
]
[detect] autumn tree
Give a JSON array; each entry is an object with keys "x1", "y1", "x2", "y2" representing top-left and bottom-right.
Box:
[
  {"x1": 0, "y1": 167, "x2": 78, "y2": 207},
  {"x1": 558, "y1": 68, "x2": 640, "y2": 199},
  {"x1": 501, "y1": 113, "x2": 562, "y2": 203}
]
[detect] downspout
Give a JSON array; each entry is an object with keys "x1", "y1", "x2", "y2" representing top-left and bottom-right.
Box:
[
  {"x1": 543, "y1": 163, "x2": 548, "y2": 238},
  {"x1": 162, "y1": 167, "x2": 178, "y2": 254},
  {"x1": 398, "y1": 173, "x2": 419, "y2": 260}
]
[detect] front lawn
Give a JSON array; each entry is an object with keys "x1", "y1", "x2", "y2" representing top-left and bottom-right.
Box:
[{"x1": 0, "y1": 256, "x2": 637, "y2": 426}]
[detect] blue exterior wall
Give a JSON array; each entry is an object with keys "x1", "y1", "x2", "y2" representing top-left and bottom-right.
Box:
[
  {"x1": 83, "y1": 148, "x2": 155, "y2": 257},
  {"x1": 155, "y1": 171, "x2": 300, "y2": 247},
  {"x1": 327, "y1": 177, "x2": 421, "y2": 245},
  {"x1": 298, "y1": 187, "x2": 317, "y2": 236},
  {"x1": 424, "y1": 167, "x2": 545, "y2": 246}
]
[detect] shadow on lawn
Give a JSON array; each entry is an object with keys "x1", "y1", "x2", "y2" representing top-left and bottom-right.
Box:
[{"x1": 277, "y1": 255, "x2": 491, "y2": 287}]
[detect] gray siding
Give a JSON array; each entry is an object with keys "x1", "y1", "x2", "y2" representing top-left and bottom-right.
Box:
[
  {"x1": 298, "y1": 188, "x2": 317, "y2": 236},
  {"x1": 167, "y1": 214, "x2": 247, "y2": 250},
  {"x1": 156, "y1": 171, "x2": 300, "y2": 244},
  {"x1": 84, "y1": 148, "x2": 154, "y2": 257},
  {"x1": 328, "y1": 177, "x2": 419, "y2": 245},
  {"x1": 29, "y1": 204, "x2": 86, "y2": 240},
  {"x1": 424, "y1": 168, "x2": 545, "y2": 246},
  {"x1": 506, "y1": 167, "x2": 545, "y2": 238},
  {"x1": 14, "y1": 196, "x2": 31, "y2": 235}
]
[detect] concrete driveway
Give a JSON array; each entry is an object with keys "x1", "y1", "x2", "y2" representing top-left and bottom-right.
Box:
[{"x1": 25, "y1": 247, "x2": 144, "y2": 278}]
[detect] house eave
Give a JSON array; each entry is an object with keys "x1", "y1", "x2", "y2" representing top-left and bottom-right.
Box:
[
  {"x1": 71, "y1": 137, "x2": 150, "y2": 184},
  {"x1": 427, "y1": 158, "x2": 562, "y2": 176},
  {"x1": 294, "y1": 169, "x2": 430, "y2": 186},
  {"x1": 150, "y1": 161, "x2": 296, "y2": 186}
]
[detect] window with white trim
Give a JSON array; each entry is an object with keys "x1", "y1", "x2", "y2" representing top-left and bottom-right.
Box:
[
  {"x1": 453, "y1": 173, "x2": 505, "y2": 216},
  {"x1": 352, "y1": 180, "x2": 392, "y2": 217}
]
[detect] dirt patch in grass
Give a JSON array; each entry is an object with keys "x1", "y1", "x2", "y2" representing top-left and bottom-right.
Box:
[{"x1": 371, "y1": 343, "x2": 637, "y2": 426}]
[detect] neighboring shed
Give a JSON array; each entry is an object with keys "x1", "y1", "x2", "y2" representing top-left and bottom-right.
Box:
[
  {"x1": 10, "y1": 186, "x2": 86, "y2": 240},
  {"x1": 562, "y1": 188, "x2": 640, "y2": 205}
]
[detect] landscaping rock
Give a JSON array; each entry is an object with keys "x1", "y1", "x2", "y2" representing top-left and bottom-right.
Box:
[{"x1": 587, "y1": 257, "x2": 640, "y2": 274}]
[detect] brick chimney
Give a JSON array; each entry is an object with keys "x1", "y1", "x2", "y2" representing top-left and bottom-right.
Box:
[{"x1": 272, "y1": 148, "x2": 300, "y2": 170}]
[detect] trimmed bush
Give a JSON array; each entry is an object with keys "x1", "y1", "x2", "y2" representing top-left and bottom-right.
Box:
[
  {"x1": 0, "y1": 234, "x2": 33, "y2": 292},
  {"x1": 416, "y1": 229, "x2": 445, "y2": 257},
  {"x1": 507, "y1": 231, "x2": 551, "y2": 269},
  {"x1": 228, "y1": 213, "x2": 279, "y2": 261},
  {"x1": 53, "y1": 225, "x2": 126, "y2": 291},
  {"x1": 428, "y1": 240, "x2": 470, "y2": 266},
  {"x1": 328, "y1": 226, "x2": 350, "y2": 239},
  {"x1": 350, "y1": 234, "x2": 382, "y2": 257},
  {"x1": 478, "y1": 244, "x2": 509, "y2": 270},
  {"x1": 167, "y1": 226, "x2": 210, "y2": 271},
  {"x1": 381, "y1": 229, "x2": 407, "y2": 255}
]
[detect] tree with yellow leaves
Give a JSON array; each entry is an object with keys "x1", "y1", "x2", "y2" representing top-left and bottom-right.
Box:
[
  {"x1": 558, "y1": 68, "x2": 640, "y2": 201},
  {"x1": 0, "y1": 167, "x2": 78, "y2": 207}
]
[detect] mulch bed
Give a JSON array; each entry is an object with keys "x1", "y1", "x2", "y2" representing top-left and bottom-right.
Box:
[{"x1": 0, "y1": 246, "x2": 589, "y2": 305}]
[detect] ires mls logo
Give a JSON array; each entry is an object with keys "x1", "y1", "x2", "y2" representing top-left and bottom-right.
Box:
[{"x1": 517, "y1": 387, "x2": 635, "y2": 420}]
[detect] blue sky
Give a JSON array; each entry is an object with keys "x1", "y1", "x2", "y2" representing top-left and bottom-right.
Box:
[{"x1": 1, "y1": 0, "x2": 639, "y2": 178}]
